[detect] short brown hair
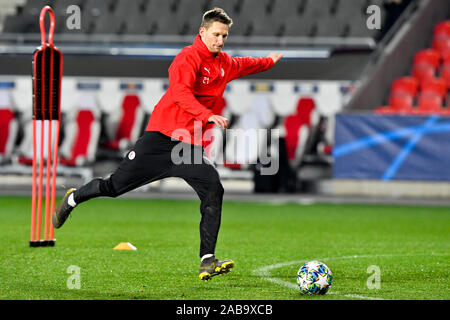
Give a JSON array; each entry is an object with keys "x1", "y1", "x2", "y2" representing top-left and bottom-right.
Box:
[{"x1": 201, "y1": 7, "x2": 233, "y2": 28}]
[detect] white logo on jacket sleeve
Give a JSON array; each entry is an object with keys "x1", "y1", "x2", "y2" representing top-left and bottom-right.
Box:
[
  {"x1": 221, "y1": 67, "x2": 225, "y2": 77},
  {"x1": 204, "y1": 67, "x2": 210, "y2": 74}
]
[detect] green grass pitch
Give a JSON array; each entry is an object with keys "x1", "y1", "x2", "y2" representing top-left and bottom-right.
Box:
[{"x1": 0, "y1": 196, "x2": 448, "y2": 300}]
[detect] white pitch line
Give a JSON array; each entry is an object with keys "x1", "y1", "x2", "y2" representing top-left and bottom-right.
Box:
[{"x1": 252, "y1": 253, "x2": 449, "y2": 300}]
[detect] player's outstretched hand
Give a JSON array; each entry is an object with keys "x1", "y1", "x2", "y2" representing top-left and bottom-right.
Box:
[
  {"x1": 268, "y1": 53, "x2": 283, "y2": 65},
  {"x1": 208, "y1": 115, "x2": 229, "y2": 129}
]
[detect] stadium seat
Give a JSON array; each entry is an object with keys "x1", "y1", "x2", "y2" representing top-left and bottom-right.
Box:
[
  {"x1": 440, "y1": 62, "x2": 450, "y2": 88},
  {"x1": 270, "y1": 82, "x2": 298, "y2": 117},
  {"x1": 433, "y1": 20, "x2": 450, "y2": 38},
  {"x1": 374, "y1": 93, "x2": 414, "y2": 114},
  {"x1": 145, "y1": 0, "x2": 178, "y2": 35},
  {"x1": 102, "y1": 94, "x2": 144, "y2": 152},
  {"x1": 16, "y1": 120, "x2": 58, "y2": 166},
  {"x1": 415, "y1": 93, "x2": 444, "y2": 115},
  {"x1": 16, "y1": 0, "x2": 55, "y2": 33},
  {"x1": 82, "y1": 0, "x2": 115, "y2": 34},
  {"x1": 284, "y1": 97, "x2": 316, "y2": 166},
  {"x1": 391, "y1": 77, "x2": 419, "y2": 96},
  {"x1": 302, "y1": 0, "x2": 334, "y2": 18},
  {"x1": 224, "y1": 81, "x2": 253, "y2": 116},
  {"x1": 251, "y1": 14, "x2": 283, "y2": 37},
  {"x1": 432, "y1": 37, "x2": 450, "y2": 56},
  {"x1": 11, "y1": 77, "x2": 32, "y2": 114},
  {"x1": 269, "y1": 0, "x2": 302, "y2": 20},
  {"x1": 112, "y1": 0, "x2": 143, "y2": 18},
  {"x1": 413, "y1": 49, "x2": 441, "y2": 69},
  {"x1": 420, "y1": 77, "x2": 447, "y2": 99},
  {"x1": 412, "y1": 64, "x2": 436, "y2": 83},
  {"x1": 315, "y1": 15, "x2": 348, "y2": 38},
  {"x1": 232, "y1": 0, "x2": 271, "y2": 36},
  {"x1": 440, "y1": 50, "x2": 450, "y2": 63},
  {"x1": 0, "y1": 105, "x2": 18, "y2": 164},
  {"x1": 224, "y1": 95, "x2": 275, "y2": 166},
  {"x1": 432, "y1": 21, "x2": 450, "y2": 55},
  {"x1": 208, "y1": 0, "x2": 239, "y2": 15},
  {"x1": 283, "y1": 14, "x2": 315, "y2": 37},
  {"x1": 92, "y1": 12, "x2": 124, "y2": 34},
  {"x1": 174, "y1": 0, "x2": 208, "y2": 35},
  {"x1": 59, "y1": 106, "x2": 101, "y2": 166},
  {"x1": 411, "y1": 49, "x2": 441, "y2": 84},
  {"x1": 125, "y1": 13, "x2": 152, "y2": 35},
  {"x1": 389, "y1": 93, "x2": 414, "y2": 109}
]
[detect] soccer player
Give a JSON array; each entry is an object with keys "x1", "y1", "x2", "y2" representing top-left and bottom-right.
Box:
[{"x1": 52, "y1": 8, "x2": 282, "y2": 281}]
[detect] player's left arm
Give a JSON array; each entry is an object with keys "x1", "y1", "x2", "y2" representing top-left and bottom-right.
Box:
[{"x1": 227, "y1": 52, "x2": 283, "y2": 81}]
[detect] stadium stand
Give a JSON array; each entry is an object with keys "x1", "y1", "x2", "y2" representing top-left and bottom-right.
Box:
[
  {"x1": 0, "y1": 84, "x2": 18, "y2": 164},
  {"x1": 0, "y1": 0, "x2": 429, "y2": 194},
  {"x1": 375, "y1": 18, "x2": 450, "y2": 116},
  {"x1": 0, "y1": 0, "x2": 400, "y2": 40}
]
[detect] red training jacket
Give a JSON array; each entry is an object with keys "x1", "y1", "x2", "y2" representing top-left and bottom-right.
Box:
[{"x1": 146, "y1": 35, "x2": 275, "y2": 146}]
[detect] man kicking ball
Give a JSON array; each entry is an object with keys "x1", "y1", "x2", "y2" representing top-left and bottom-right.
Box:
[{"x1": 52, "y1": 7, "x2": 282, "y2": 281}]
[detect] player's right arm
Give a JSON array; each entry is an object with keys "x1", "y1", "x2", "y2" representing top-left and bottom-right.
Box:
[{"x1": 226, "y1": 53, "x2": 283, "y2": 82}]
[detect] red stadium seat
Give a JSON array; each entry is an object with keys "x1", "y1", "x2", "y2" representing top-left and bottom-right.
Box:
[
  {"x1": 0, "y1": 108, "x2": 18, "y2": 162},
  {"x1": 415, "y1": 93, "x2": 444, "y2": 114},
  {"x1": 391, "y1": 76, "x2": 419, "y2": 96},
  {"x1": 375, "y1": 93, "x2": 414, "y2": 114},
  {"x1": 412, "y1": 64, "x2": 436, "y2": 83},
  {"x1": 433, "y1": 21, "x2": 450, "y2": 38},
  {"x1": 59, "y1": 109, "x2": 100, "y2": 166},
  {"x1": 420, "y1": 78, "x2": 447, "y2": 98},
  {"x1": 432, "y1": 21, "x2": 450, "y2": 55},
  {"x1": 432, "y1": 37, "x2": 450, "y2": 55},
  {"x1": 103, "y1": 94, "x2": 144, "y2": 151},
  {"x1": 390, "y1": 93, "x2": 414, "y2": 109},
  {"x1": 413, "y1": 49, "x2": 441, "y2": 69},
  {"x1": 440, "y1": 50, "x2": 450, "y2": 63},
  {"x1": 412, "y1": 49, "x2": 441, "y2": 83},
  {"x1": 440, "y1": 63, "x2": 450, "y2": 88},
  {"x1": 284, "y1": 97, "x2": 316, "y2": 162}
]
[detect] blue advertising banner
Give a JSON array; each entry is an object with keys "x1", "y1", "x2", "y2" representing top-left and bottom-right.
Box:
[{"x1": 333, "y1": 113, "x2": 450, "y2": 181}]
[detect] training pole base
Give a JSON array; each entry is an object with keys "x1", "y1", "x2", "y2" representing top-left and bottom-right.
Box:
[{"x1": 29, "y1": 240, "x2": 56, "y2": 247}]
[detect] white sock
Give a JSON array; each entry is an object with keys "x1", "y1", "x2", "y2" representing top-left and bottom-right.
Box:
[
  {"x1": 201, "y1": 254, "x2": 214, "y2": 262},
  {"x1": 68, "y1": 193, "x2": 77, "y2": 207}
]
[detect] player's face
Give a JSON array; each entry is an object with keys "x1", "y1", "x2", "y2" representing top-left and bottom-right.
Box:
[{"x1": 199, "y1": 21, "x2": 229, "y2": 54}]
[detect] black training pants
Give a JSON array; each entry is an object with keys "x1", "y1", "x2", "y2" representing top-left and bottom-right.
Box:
[{"x1": 74, "y1": 131, "x2": 224, "y2": 258}]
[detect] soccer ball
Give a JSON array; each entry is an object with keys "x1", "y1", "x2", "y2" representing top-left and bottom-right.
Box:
[{"x1": 296, "y1": 260, "x2": 333, "y2": 295}]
